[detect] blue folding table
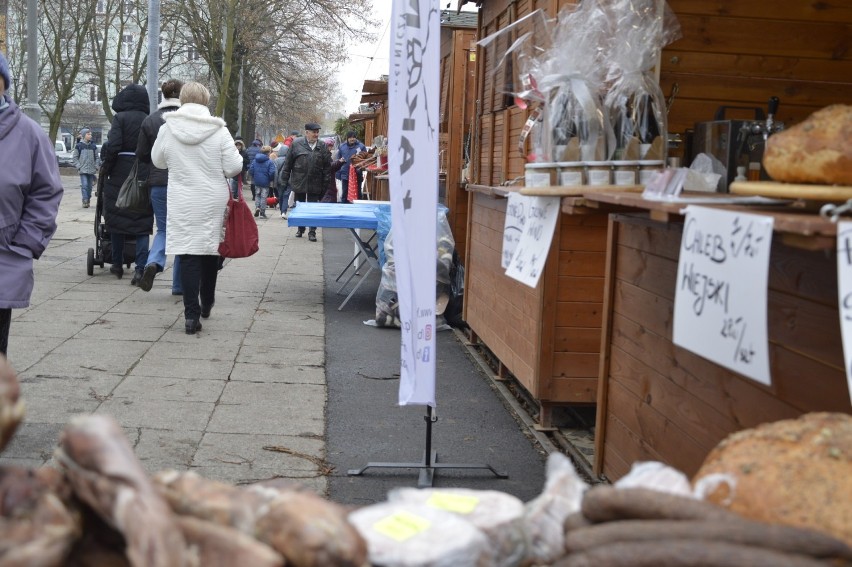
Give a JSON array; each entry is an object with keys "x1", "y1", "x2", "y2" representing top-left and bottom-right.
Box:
[{"x1": 287, "y1": 202, "x2": 389, "y2": 310}]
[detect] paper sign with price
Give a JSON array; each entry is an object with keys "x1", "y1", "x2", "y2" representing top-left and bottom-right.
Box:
[
  {"x1": 504, "y1": 195, "x2": 560, "y2": 288},
  {"x1": 835, "y1": 221, "x2": 852, "y2": 405},
  {"x1": 673, "y1": 206, "x2": 774, "y2": 385},
  {"x1": 502, "y1": 192, "x2": 526, "y2": 269}
]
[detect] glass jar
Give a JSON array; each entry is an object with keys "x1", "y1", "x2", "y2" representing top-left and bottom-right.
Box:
[
  {"x1": 556, "y1": 161, "x2": 585, "y2": 186},
  {"x1": 612, "y1": 161, "x2": 639, "y2": 186},
  {"x1": 585, "y1": 161, "x2": 612, "y2": 186},
  {"x1": 524, "y1": 163, "x2": 558, "y2": 187},
  {"x1": 638, "y1": 160, "x2": 665, "y2": 185}
]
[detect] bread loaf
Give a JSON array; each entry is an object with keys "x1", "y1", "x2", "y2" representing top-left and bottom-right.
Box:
[
  {"x1": 692, "y1": 412, "x2": 852, "y2": 546},
  {"x1": 763, "y1": 104, "x2": 852, "y2": 185}
]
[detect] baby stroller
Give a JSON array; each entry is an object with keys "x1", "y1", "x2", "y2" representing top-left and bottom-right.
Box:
[{"x1": 86, "y1": 170, "x2": 137, "y2": 276}]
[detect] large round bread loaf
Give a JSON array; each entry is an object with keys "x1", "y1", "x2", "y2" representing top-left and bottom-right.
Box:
[
  {"x1": 763, "y1": 104, "x2": 852, "y2": 185},
  {"x1": 692, "y1": 412, "x2": 852, "y2": 546}
]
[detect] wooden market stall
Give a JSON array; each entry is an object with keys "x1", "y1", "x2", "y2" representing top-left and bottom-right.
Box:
[
  {"x1": 459, "y1": 0, "x2": 852, "y2": 436},
  {"x1": 579, "y1": 192, "x2": 852, "y2": 481},
  {"x1": 439, "y1": 10, "x2": 478, "y2": 263},
  {"x1": 349, "y1": 79, "x2": 389, "y2": 200}
]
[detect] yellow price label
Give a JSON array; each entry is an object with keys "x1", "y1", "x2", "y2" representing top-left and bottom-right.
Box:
[
  {"x1": 373, "y1": 511, "x2": 432, "y2": 542},
  {"x1": 427, "y1": 492, "x2": 480, "y2": 514}
]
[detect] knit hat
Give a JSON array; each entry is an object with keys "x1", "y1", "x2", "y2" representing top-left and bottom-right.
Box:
[
  {"x1": 80, "y1": 128, "x2": 91, "y2": 136},
  {"x1": 346, "y1": 130, "x2": 356, "y2": 139},
  {"x1": 0, "y1": 52, "x2": 10, "y2": 92}
]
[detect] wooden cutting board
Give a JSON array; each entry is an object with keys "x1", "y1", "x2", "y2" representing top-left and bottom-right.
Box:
[{"x1": 730, "y1": 180, "x2": 852, "y2": 201}]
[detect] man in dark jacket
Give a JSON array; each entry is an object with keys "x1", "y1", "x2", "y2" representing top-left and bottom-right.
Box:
[
  {"x1": 279, "y1": 123, "x2": 331, "y2": 241},
  {"x1": 136, "y1": 79, "x2": 183, "y2": 294},
  {"x1": 99, "y1": 84, "x2": 153, "y2": 284}
]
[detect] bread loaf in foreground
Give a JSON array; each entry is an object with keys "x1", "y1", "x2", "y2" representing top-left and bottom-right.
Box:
[
  {"x1": 763, "y1": 104, "x2": 852, "y2": 186},
  {"x1": 692, "y1": 412, "x2": 852, "y2": 546}
]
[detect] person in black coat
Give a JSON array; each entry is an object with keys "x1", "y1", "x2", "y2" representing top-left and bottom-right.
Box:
[{"x1": 99, "y1": 84, "x2": 153, "y2": 284}]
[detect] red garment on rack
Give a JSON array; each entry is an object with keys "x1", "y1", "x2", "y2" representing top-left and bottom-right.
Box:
[{"x1": 347, "y1": 164, "x2": 359, "y2": 202}]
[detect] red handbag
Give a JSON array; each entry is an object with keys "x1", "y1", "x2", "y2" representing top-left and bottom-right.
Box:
[{"x1": 219, "y1": 187, "x2": 259, "y2": 258}]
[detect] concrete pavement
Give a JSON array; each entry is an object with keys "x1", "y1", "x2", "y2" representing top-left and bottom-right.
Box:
[
  {"x1": 1, "y1": 172, "x2": 549, "y2": 503},
  {"x1": 1, "y1": 173, "x2": 330, "y2": 493}
]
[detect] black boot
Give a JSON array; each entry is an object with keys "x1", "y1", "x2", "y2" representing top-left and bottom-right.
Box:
[
  {"x1": 201, "y1": 302, "x2": 214, "y2": 319},
  {"x1": 109, "y1": 265, "x2": 123, "y2": 279},
  {"x1": 185, "y1": 319, "x2": 202, "y2": 334}
]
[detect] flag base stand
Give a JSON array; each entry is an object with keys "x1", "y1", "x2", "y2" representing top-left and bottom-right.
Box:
[{"x1": 347, "y1": 406, "x2": 509, "y2": 488}]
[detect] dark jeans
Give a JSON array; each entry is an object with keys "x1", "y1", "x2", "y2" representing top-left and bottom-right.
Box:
[
  {"x1": 295, "y1": 192, "x2": 319, "y2": 233},
  {"x1": 179, "y1": 254, "x2": 219, "y2": 321},
  {"x1": 0, "y1": 308, "x2": 10, "y2": 356},
  {"x1": 112, "y1": 233, "x2": 150, "y2": 273}
]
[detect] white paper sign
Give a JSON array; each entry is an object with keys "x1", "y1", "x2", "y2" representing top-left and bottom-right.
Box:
[
  {"x1": 504, "y1": 196, "x2": 560, "y2": 288},
  {"x1": 673, "y1": 206, "x2": 774, "y2": 385},
  {"x1": 502, "y1": 192, "x2": 527, "y2": 269},
  {"x1": 835, "y1": 221, "x2": 852, "y2": 405}
]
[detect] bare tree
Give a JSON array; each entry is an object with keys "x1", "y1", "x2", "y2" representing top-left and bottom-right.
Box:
[{"x1": 38, "y1": 0, "x2": 97, "y2": 141}]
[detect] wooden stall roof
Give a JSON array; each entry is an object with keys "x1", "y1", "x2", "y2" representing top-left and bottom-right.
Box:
[
  {"x1": 361, "y1": 80, "x2": 388, "y2": 96},
  {"x1": 347, "y1": 112, "x2": 377, "y2": 124},
  {"x1": 441, "y1": 9, "x2": 478, "y2": 28}
]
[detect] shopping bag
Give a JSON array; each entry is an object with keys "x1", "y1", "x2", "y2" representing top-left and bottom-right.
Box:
[
  {"x1": 116, "y1": 160, "x2": 151, "y2": 212},
  {"x1": 219, "y1": 188, "x2": 259, "y2": 259},
  {"x1": 266, "y1": 196, "x2": 278, "y2": 207}
]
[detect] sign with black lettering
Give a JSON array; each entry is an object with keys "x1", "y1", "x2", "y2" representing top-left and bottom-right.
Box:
[
  {"x1": 502, "y1": 192, "x2": 526, "y2": 269},
  {"x1": 673, "y1": 206, "x2": 774, "y2": 385},
  {"x1": 504, "y1": 196, "x2": 560, "y2": 288},
  {"x1": 835, "y1": 222, "x2": 852, "y2": 405}
]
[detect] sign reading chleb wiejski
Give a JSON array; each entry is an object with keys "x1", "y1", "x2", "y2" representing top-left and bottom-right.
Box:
[
  {"x1": 504, "y1": 195, "x2": 561, "y2": 288},
  {"x1": 673, "y1": 206, "x2": 774, "y2": 385},
  {"x1": 835, "y1": 221, "x2": 852, "y2": 405}
]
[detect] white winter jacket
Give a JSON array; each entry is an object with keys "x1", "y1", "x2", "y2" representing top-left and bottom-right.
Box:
[{"x1": 151, "y1": 103, "x2": 243, "y2": 255}]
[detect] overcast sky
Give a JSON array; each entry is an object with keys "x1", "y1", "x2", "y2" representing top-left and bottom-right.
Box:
[{"x1": 336, "y1": 1, "x2": 476, "y2": 114}]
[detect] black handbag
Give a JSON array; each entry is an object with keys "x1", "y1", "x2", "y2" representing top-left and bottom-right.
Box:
[{"x1": 116, "y1": 160, "x2": 151, "y2": 213}]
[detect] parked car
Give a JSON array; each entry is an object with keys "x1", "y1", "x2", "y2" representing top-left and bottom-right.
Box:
[{"x1": 55, "y1": 140, "x2": 75, "y2": 168}]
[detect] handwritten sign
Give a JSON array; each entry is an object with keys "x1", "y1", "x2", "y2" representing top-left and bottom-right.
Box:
[
  {"x1": 502, "y1": 192, "x2": 526, "y2": 269},
  {"x1": 504, "y1": 196, "x2": 560, "y2": 288},
  {"x1": 673, "y1": 206, "x2": 774, "y2": 385},
  {"x1": 836, "y1": 222, "x2": 852, "y2": 405}
]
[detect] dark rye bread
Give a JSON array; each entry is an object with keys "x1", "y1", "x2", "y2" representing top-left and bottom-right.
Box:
[
  {"x1": 693, "y1": 412, "x2": 852, "y2": 546},
  {"x1": 763, "y1": 104, "x2": 852, "y2": 186}
]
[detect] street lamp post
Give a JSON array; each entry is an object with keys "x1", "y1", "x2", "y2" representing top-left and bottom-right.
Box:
[
  {"x1": 22, "y1": 0, "x2": 40, "y2": 124},
  {"x1": 146, "y1": 0, "x2": 160, "y2": 113}
]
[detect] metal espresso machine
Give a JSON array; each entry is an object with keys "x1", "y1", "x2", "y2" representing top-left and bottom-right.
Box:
[{"x1": 690, "y1": 97, "x2": 783, "y2": 192}]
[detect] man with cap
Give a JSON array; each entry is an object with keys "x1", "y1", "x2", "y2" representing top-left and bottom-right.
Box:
[
  {"x1": 279, "y1": 123, "x2": 331, "y2": 241},
  {"x1": 73, "y1": 128, "x2": 99, "y2": 208},
  {"x1": 0, "y1": 51, "x2": 64, "y2": 355},
  {"x1": 336, "y1": 130, "x2": 367, "y2": 203}
]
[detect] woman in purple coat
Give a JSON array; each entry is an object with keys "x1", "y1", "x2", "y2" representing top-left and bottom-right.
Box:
[{"x1": 0, "y1": 53, "x2": 64, "y2": 355}]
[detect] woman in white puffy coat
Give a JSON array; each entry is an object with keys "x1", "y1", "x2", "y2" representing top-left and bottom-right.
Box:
[{"x1": 151, "y1": 82, "x2": 243, "y2": 334}]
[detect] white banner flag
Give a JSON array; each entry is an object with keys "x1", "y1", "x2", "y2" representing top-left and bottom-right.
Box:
[{"x1": 389, "y1": 0, "x2": 439, "y2": 406}]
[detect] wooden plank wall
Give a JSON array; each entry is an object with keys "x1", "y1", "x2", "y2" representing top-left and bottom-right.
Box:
[
  {"x1": 596, "y1": 214, "x2": 852, "y2": 481},
  {"x1": 465, "y1": 191, "x2": 544, "y2": 394},
  {"x1": 551, "y1": 214, "x2": 607, "y2": 403},
  {"x1": 660, "y1": 1, "x2": 852, "y2": 154},
  {"x1": 440, "y1": 28, "x2": 477, "y2": 264}
]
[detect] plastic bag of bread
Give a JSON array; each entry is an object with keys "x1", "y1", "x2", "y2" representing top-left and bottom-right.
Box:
[
  {"x1": 389, "y1": 487, "x2": 527, "y2": 567},
  {"x1": 763, "y1": 104, "x2": 852, "y2": 186},
  {"x1": 692, "y1": 412, "x2": 852, "y2": 546},
  {"x1": 348, "y1": 501, "x2": 492, "y2": 566},
  {"x1": 523, "y1": 452, "x2": 589, "y2": 564}
]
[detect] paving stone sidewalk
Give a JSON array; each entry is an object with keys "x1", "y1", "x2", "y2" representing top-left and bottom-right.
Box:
[{"x1": 1, "y1": 174, "x2": 330, "y2": 493}]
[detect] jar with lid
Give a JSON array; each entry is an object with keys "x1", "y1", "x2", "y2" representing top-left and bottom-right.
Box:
[
  {"x1": 638, "y1": 160, "x2": 665, "y2": 185},
  {"x1": 525, "y1": 163, "x2": 558, "y2": 187},
  {"x1": 612, "y1": 161, "x2": 639, "y2": 186},
  {"x1": 585, "y1": 161, "x2": 612, "y2": 186},
  {"x1": 556, "y1": 161, "x2": 585, "y2": 186}
]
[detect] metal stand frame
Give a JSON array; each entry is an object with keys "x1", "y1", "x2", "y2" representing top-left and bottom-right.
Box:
[
  {"x1": 347, "y1": 406, "x2": 509, "y2": 488},
  {"x1": 336, "y1": 229, "x2": 380, "y2": 311}
]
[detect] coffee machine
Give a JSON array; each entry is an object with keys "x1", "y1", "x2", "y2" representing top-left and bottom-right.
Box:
[{"x1": 690, "y1": 98, "x2": 782, "y2": 192}]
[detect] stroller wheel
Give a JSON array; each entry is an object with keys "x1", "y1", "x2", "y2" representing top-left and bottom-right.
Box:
[{"x1": 87, "y1": 248, "x2": 95, "y2": 276}]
